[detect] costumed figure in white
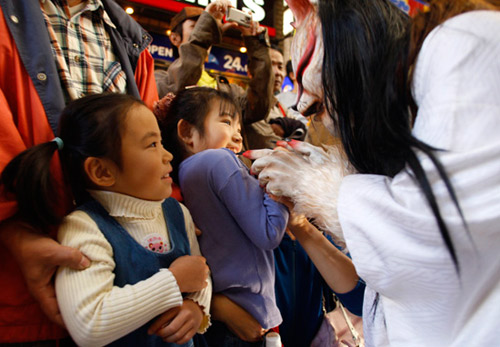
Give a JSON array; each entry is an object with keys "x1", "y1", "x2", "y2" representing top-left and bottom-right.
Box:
[{"x1": 249, "y1": 0, "x2": 500, "y2": 345}]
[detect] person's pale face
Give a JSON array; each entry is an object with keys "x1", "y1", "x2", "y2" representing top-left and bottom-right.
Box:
[
  {"x1": 190, "y1": 101, "x2": 243, "y2": 154},
  {"x1": 289, "y1": 5, "x2": 332, "y2": 133},
  {"x1": 270, "y1": 49, "x2": 286, "y2": 94},
  {"x1": 112, "y1": 105, "x2": 173, "y2": 201},
  {"x1": 181, "y1": 19, "x2": 197, "y2": 45}
]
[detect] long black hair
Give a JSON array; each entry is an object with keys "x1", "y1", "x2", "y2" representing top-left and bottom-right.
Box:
[
  {"x1": 318, "y1": 0, "x2": 466, "y2": 270},
  {"x1": 155, "y1": 87, "x2": 240, "y2": 185},
  {"x1": 1, "y1": 93, "x2": 143, "y2": 230}
]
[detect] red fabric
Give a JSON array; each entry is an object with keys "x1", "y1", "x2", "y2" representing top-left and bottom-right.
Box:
[
  {"x1": 277, "y1": 102, "x2": 287, "y2": 118},
  {"x1": 171, "y1": 183, "x2": 183, "y2": 202},
  {"x1": 134, "y1": 48, "x2": 159, "y2": 109},
  {"x1": 0, "y1": 7, "x2": 158, "y2": 342}
]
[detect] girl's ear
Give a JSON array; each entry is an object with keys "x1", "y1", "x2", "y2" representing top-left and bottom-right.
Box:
[
  {"x1": 84, "y1": 157, "x2": 117, "y2": 187},
  {"x1": 177, "y1": 119, "x2": 196, "y2": 152}
]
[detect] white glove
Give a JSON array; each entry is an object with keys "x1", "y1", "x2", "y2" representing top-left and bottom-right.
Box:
[{"x1": 248, "y1": 140, "x2": 353, "y2": 248}]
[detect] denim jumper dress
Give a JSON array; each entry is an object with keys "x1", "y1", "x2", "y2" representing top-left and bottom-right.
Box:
[{"x1": 79, "y1": 197, "x2": 193, "y2": 347}]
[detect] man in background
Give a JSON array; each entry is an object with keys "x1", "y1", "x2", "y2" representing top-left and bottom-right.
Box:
[{"x1": 155, "y1": 0, "x2": 274, "y2": 152}]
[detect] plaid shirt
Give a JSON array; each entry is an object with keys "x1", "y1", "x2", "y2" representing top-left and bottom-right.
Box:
[{"x1": 40, "y1": 0, "x2": 127, "y2": 101}]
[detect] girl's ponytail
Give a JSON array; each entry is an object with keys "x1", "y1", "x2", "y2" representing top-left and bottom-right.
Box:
[
  {"x1": 1, "y1": 140, "x2": 63, "y2": 230},
  {"x1": 2, "y1": 93, "x2": 145, "y2": 230}
]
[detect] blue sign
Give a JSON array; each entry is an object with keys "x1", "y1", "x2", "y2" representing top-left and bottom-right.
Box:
[
  {"x1": 148, "y1": 32, "x2": 176, "y2": 62},
  {"x1": 148, "y1": 32, "x2": 249, "y2": 76}
]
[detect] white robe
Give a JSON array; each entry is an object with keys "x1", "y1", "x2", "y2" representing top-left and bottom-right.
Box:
[{"x1": 339, "y1": 11, "x2": 500, "y2": 346}]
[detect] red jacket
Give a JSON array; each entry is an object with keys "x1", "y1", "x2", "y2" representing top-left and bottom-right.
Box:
[{"x1": 0, "y1": 2, "x2": 158, "y2": 342}]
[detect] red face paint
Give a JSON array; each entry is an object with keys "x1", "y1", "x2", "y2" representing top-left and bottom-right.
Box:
[
  {"x1": 295, "y1": 24, "x2": 317, "y2": 111},
  {"x1": 285, "y1": 0, "x2": 314, "y2": 27}
]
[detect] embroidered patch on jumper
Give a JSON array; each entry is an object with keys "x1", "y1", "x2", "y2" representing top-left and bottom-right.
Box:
[{"x1": 141, "y1": 234, "x2": 169, "y2": 254}]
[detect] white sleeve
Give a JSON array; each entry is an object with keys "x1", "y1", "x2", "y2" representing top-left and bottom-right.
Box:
[
  {"x1": 180, "y1": 203, "x2": 212, "y2": 333},
  {"x1": 56, "y1": 211, "x2": 183, "y2": 347},
  {"x1": 338, "y1": 173, "x2": 461, "y2": 295}
]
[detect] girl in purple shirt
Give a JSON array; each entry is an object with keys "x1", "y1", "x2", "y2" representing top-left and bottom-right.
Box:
[{"x1": 156, "y1": 87, "x2": 288, "y2": 346}]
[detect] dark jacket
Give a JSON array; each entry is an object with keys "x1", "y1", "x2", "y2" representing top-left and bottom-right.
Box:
[{"x1": 0, "y1": 0, "x2": 155, "y2": 134}]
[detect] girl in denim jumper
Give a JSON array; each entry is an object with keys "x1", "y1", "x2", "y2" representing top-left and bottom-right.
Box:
[{"x1": 1, "y1": 93, "x2": 212, "y2": 346}]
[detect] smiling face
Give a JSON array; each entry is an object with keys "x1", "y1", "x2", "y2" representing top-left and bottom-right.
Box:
[
  {"x1": 288, "y1": 0, "x2": 334, "y2": 133},
  {"x1": 190, "y1": 99, "x2": 243, "y2": 154},
  {"x1": 111, "y1": 104, "x2": 173, "y2": 201}
]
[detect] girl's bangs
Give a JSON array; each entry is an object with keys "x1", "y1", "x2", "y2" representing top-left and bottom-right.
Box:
[{"x1": 218, "y1": 97, "x2": 239, "y2": 119}]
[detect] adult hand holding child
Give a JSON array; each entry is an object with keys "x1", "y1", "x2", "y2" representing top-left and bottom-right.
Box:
[
  {"x1": 0, "y1": 218, "x2": 90, "y2": 327},
  {"x1": 248, "y1": 140, "x2": 353, "y2": 247}
]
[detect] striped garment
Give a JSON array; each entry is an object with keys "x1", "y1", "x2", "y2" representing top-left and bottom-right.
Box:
[{"x1": 40, "y1": 0, "x2": 127, "y2": 101}]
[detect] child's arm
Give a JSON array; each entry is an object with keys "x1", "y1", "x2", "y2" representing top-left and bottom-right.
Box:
[
  {"x1": 181, "y1": 151, "x2": 288, "y2": 250},
  {"x1": 55, "y1": 211, "x2": 206, "y2": 346},
  {"x1": 149, "y1": 204, "x2": 212, "y2": 342},
  {"x1": 179, "y1": 205, "x2": 212, "y2": 330},
  {"x1": 217, "y1": 159, "x2": 289, "y2": 250},
  {"x1": 148, "y1": 299, "x2": 203, "y2": 344},
  {"x1": 210, "y1": 294, "x2": 265, "y2": 342}
]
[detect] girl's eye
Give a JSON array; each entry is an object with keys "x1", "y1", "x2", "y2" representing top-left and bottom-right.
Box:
[
  {"x1": 149, "y1": 142, "x2": 157, "y2": 148},
  {"x1": 222, "y1": 119, "x2": 232, "y2": 126}
]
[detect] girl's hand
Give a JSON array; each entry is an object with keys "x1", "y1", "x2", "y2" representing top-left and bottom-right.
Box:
[
  {"x1": 169, "y1": 255, "x2": 209, "y2": 293},
  {"x1": 211, "y1": 294, "x2": 265, "y2": 342},
  {"x1": 148, "y1": 299, "x2": 203, "y2": 344}
]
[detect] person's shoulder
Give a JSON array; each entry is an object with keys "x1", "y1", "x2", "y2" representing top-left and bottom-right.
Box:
[
  {"x1": 177, "y1": 201, "x2": 190, "y2": 215},
  {"x1": 58, "y1": 210, "x2": 102, "y2": 244},
  {"x1": 445, "y1": 10, "x2": 500, "y2": 25},
  {"x1": 438, "y1": 10, "x2": 500, "y2": 37},
  {"x1": 180, "y1": 149, "x2": 243, "y2": 186},
  {"x1": 419, "y1": 10, "x2": 500, "y2": 66},
  {"x1": 194, "y1": 148, "x2": 237, "y2": 161},
  {"x1": 184, "y1": 148, "x2": 238, "y2": 168}
]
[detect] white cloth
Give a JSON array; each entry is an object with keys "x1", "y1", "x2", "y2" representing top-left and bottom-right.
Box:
[
  {"x1": 56, "y1": 190, "x2": 211, "y2": 346},
  {"x1": 339, "y1": 11, "x2": 500, "y2": 346}
]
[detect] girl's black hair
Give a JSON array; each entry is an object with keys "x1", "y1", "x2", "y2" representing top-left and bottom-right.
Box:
[
  {"x1": 1, "y1": 93, "x2": 144, "y2": 230},
  {"x1": 318, "y1": 0, "x2": 466, "y2": 270},
  {"x1": 157, "y1": 87, "x2": 240, "y2": 184}
]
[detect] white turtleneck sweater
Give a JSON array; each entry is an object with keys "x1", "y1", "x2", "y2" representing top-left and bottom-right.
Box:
[{"x1": 55, "y1": 190, "x2": 211, "y2": 347}]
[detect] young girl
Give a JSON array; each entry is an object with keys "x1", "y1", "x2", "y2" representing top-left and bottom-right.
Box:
[
  {"x1": 156, "y1": 87, "x2": 289, "y2": 345},
  {"x1": 1, "y1": 93, "x2": 211, "y2": 347}
]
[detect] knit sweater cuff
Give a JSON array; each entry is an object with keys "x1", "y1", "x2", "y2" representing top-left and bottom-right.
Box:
[{"x1": 186, "y1": 278, "x2": 212, "y2": 333}]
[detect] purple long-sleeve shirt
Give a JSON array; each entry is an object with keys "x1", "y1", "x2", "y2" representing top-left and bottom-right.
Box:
[{"x1": 179, "y1": 148, "x2": 288, "y2": 329}]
